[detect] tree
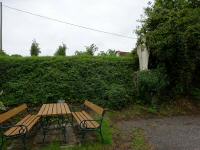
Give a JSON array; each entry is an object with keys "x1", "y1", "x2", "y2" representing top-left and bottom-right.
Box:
[
  {"x1": 54, "y1": 43, "x2": 67, "y2": 56},
  {"x1": 107, "y1": 49, "x2": 116, "y2": 56},
  {"x1": 30, "y1": 40, "x2": 41, "y2": 56},
  {"x1": 85, "y1": 44, "x2": 98, "y2": 56},
  {"x1": 0, "y1": 50, "x2": 8, "y2": 56},
  {"x1": 98, "y1": 51, "x2": 107, "y2": 56},
  {"x1": 98, "y1": 49, "x2": 116, "y2": 56},
  {"x1": 137, "y1": 0, "x2": 200, "y2": 96},
  {"x1": 75, "y1": 44, "x2": 98, "y2": 56}
]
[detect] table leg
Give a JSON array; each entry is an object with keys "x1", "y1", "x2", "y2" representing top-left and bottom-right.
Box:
[
  {"x1": 61, "y1": 116, "x2": 67, "y2": 143},
  {"x1": 41, "y1": 117, "x2": 50, "y2": 143}
]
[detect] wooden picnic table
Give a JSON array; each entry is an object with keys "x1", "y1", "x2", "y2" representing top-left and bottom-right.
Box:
[
  {"x1": 37, "y1": 103, "x2": 71, "y2": 116},
  {"x1": 37, "y1": 103, "x2": 71, "y2": 143}
]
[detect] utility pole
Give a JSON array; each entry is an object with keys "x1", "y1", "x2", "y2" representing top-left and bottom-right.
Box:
[{"x1": 0, "y1": 2, "x2": 2, "y2": 51}]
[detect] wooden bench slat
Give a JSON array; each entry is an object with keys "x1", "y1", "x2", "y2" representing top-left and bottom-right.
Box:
[
  {"x1": 72, "y1": 112, "x2": 81, "y2": 124},
  {"x1": 72, "y1": 112, "x2": 99, "y2": 129},
  {"x1": 37, "y1": 104, "x2": 46, "y2": 116},
  {"x1": 63, "y1": 103, "x2": 71, "y2": 114},
  {"x1": 4, "y1": 114, "x2": 32, "y2": 136},
  {"x1": 26, "y1": 116, "x2": 40, "y2": 131},
  {"x1": 47, "y1": 104, "x2": 53, "y2": 115},
  {"x1": 57, "y1": 103, "x2": 62, "y2": 115},
  {"x1": 4, "y1": 115, "x2": 40, "y2": 136},
  {"x1": 77, "y1": 112, "x2": 96, "y2": 128},
  {"x1": 0, "y1": 104, "x2": 27, "y2": 124},
  {"x1": 84, "y1": 100, "x2": 104, "y2": 115},
  {"x1": 76, "y1": 112, "x2": 94, "y2": 128},
  {"x1": 52, "y1": 104, "x2": 57, "y2": 115},
  {"x1": 42, "y1": 104, "x2": 50, "y2": 116},
  {"x1": 81, "y1": 111, "x2": 99, "y2": 128},
  {"x1": 9, "y1": 115, "x2": 36, "y2": 136}
]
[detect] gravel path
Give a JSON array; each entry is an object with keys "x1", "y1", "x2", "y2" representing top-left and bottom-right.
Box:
[{"x1": 117, "y1": 115, "x2": 200, "y2": 150}]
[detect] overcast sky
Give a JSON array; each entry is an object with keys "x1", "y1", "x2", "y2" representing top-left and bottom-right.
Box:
[{"x1": 1, "y1": 0, "x2": 151, "y2": 56}]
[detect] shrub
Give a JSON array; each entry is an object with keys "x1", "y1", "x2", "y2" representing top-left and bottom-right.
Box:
[
  {"x1": 0, "y1": 56, "x2": 138, "y2": 109},
  {"x1": 105, "y1": 84, "x2": 129, "y2": 110},
  {"x1": 136, "y1": 69, "x2": 168, "y2": 104}
]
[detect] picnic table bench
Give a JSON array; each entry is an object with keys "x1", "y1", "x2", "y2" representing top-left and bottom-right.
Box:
[
  {"x1": 0, "y1": 104, "x2": 40, "y2": 150},
  {"x1": 71, "y1": 100, "x2": 107, "y2": 142}
]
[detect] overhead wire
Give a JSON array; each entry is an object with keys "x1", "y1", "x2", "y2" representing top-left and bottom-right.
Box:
[{"x1": 3, "y1": 4, "x2": 137, "y2": 40}]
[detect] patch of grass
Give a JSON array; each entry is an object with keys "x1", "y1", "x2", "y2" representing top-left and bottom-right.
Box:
[
  {"x1": 40, "y1": 142, "x2": 60, "y2": 150},
  {"x1": 98, "y1": 119, "x2": 112, "y2": 145},
  {"x1": 132, "y1": 128, "x2": 152, "y2": 150},
  {"x1": 65, "y1": 144, "x2": 111, "y2": 150}
]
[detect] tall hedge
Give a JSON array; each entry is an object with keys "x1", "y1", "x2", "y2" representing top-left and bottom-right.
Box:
[{"x1": 0, "y1": 56, "x2": 138, "y2": 109}]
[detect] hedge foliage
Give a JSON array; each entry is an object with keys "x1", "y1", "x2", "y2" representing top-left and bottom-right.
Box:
[{"x1": 0, "y1": 56, "x2": 138, "y2": 109}]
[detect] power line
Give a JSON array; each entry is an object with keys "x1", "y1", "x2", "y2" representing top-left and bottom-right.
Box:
[{"x1": 3, "y1": 4, "x2": 137, "y2": 40}]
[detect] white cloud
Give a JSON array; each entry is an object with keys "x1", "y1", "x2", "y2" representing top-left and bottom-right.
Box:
[{"x1": 1, "y1": 0, "x2": 151, "y2": 56}]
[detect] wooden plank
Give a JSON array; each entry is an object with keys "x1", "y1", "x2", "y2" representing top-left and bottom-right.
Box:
[
  {"x1": 81, "y1": 111, "x2": 99, "y2": 128},
  {"x1": 23, "y1": 115, "x2": 36, "y2": 126},
  {"x1": 84, "y1": 100, "x2": 104, "y2": 115},
  {"x1": 4, "y1": 114, "x2": 31, "y2": 136},
  {"x1": 72, "y1": 112, "x2": 81, "y2": 124},
  {"x1": 0, "y1": 104, "x2": 27, "y2": 124},
  {"x1": 42, "y1": 104, "x2": 50, "y2": 116},
  {"x1": 47, "y1": 104, "x2": 53, "y2": 115},
  {"x1": 4, "y1": 115, "x2": 41, "y2": 136},
  {"x1": 72, "y1": 111, "x2": 98, "y2": 129},
  {"x1": 10, "y1": 115, "x2": 36, "y2": 136},
  {"x1": 63, "y1": 103, "x2": 71, "y2": 114},
  {"x1": 60, "y1": 103, "x2": 65, "y2": 115},
  {"x1": 26, "y1": 116, "x2": 40, "y2": 130},
  {"x1": 52, "y1": 104, "x2": 57, "y2": 115},
  {"x1": 37, "y1": 104, "x2": 46, "y2": 116},
  {"x1": 77, "y1": 112, "x2": 95, "y2": 128},
  {"x1": 57, "y1": 103, "x2": 62, "y2": 115}
]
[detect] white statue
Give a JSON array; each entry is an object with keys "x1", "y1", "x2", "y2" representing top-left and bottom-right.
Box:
[{"x1": 137, "y1": 37, "x2": 149, "y2": 70}]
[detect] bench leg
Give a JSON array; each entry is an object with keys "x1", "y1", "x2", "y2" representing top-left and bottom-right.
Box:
[
  {"x1": 42, "y1": 130, "x2": 46, "y2": 143},
  {"x1": 71, "y1": 115, "x2": 74, "y2": 127},
  {"x1": 61, "y1": 116, "x2": 67, "y2": 143}
]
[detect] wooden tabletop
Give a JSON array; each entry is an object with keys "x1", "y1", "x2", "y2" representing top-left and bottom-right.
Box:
[{"x1": 37, "y1": 103, "x2": 71, "y2": 116}]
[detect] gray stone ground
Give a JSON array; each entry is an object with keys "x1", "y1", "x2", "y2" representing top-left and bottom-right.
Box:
[{"x1": 117, "y1": 115, "x2": 200, "y2": 150}]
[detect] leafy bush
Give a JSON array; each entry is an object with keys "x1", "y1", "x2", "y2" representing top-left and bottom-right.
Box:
[
  {"x1": 105, "y1": 84, "x2": 130, "y2": 110},
  {"x1": 136, "y1": 69, "x2": 168, "y2": 104},
  {"x1": 0, "y1": 56, "x2": 138, "y2": 109}
]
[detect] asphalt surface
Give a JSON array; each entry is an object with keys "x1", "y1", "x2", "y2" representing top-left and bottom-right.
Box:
[{"x1": 117, "y1": 116, "x2": 200, "y2": 150}]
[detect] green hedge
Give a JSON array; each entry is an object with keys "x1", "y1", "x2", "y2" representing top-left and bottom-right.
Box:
[{"x1": 0, "y1": 56, "x2": 138, "y2": 109}]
